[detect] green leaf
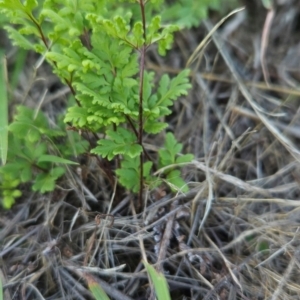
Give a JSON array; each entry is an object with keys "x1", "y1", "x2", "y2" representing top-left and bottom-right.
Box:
[
  {"x1": 32, "y1": 142, "x2": 47, "y2": 160},
  {"x1": 158, "y1": 133, "x2": 193, "y2": 192},
  {"x1": 24, "y1": 0, "x2": 38, "y2": 12},
  {"x1": 0, "y1": 50, "x2": 8, "y2": 165},
  {"x1": 132, "y1": 21, "x2": 144, "y2": 47},
  {"x1": 166, "y1": 169, "x2": 188, "y2": 193},
  {"x1": 37, "y1": 154, "x2": 79, "y2": 165},
  {"x1": 0, "y1": 0, "x2": 24, "y2": 11},
  {"x1": 2, "y1": 195, "x2": 15, "y2": 209},
  {"x1": 46, "y1": 49, "x2": 81, "y2": 72},
  {"x1": 156, "y1": 69, "x2": 191, "y2": 109},
  {"x1": 85, "y1": 274, "x2": 110, "y2": 300},
  {"x1": 144, "y1": 120, "x2": 168, "y2": 134},
  {"x1": 176, "y1": 154, "x2": 194, "y2": 164},
  {"x1": 64, "y1": 106, "x2": 89, "y2": 128},
  {"x1": 102, "y1": 16, "x2": 130, "y2": 40},
  {"x1": 144, "y1": 70, "x2": 191, "y2": 121},
  {"x1": 4, "y1": 26, "x2": 35, "y2": 50},
  {"x1": 32, "y1": 167, "x2": 65, "y2": 193},
  {"x1": 92, "y1": 127, "x2": 142, "y2": 160},
  {"x1": 116, "y1": 167, "x2": 139, "y2": 192},
  {"x1": 143, "y1": 161, "x2": 153, "y2": 178},
  {"x1": 1, "y1": 159, "x2": 32, "y2": 181},
  {"x1": 20, "y1": 165, "x2": 32, "y2": 182},
  {"x1": 9, "y1": 121, "x2": 40, "y2": 141},
  {"x1": 146, "y1": 15, "x2": 161, "y2": 44},
  {"x1": 144, "y1": 261, "x2": 171, "y2": 300},
  {"x1": 0, "y1": 173, "x2": 22, "y2": 209},
  {"x1": 121, "y1": 54, "x2": 139, "y2": 78},
  {"x1": 258, "y1": 240, "x2": 269, "y2": 252},
  {"x1": 142, "y1": 71, "x2": 155, "y2": 104},
  {"x1": 116, "y1": 156, "x2": 140, "y2": 192},
  {"x1": 8, "y1": 105, "x2": 58, "y2": 142},
  {"x1": 157, "y1": 24, "x2": 179, "y2": 56},
  {"x1": 159, "y1": 132, "x2": 182, "y2": 167},
  {"x1": 166, "y1": 133, "x2": 182, "y2": 153}
]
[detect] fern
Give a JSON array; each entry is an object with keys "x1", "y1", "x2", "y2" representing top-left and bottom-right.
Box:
[
  {"x1": 144, "y1": 69, "x2": 191, "y2": 121},
  {"x1": 116, "y1": 156, "x2": 154, "y2": 193},
  {"x1": 0, "y1": 0, "x2": 211, "y2": 206},
  {"x1": 91, "y1": 127, "x2": 142, "y2": 160},
  {"x1": 159, "y1": 133, "x2": 194, "y2": 192}
]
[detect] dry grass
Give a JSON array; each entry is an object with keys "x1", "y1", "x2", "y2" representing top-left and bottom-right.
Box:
[{"x1": 2, "y1": 1, "x2": 300, "y2": 299}]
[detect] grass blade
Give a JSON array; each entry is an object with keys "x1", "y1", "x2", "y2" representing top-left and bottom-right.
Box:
[
  {"x1": 0, "y1": 277, "x2": 2, "y2": 300},
  {"x1": 86, "y1": 274, "x2": 110, "y2": 300},
  {"x1": 0, "y1": 50, "x2": 8, "y2": 165},
  {"x1": 144, "y1": 261, "x2": 171, "y2": 300},
  {"x1": 37, "y1": 154, "x2": 79, "y2": 165}
]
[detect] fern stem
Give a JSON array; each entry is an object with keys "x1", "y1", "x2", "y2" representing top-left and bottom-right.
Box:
[
  {"x1": 26, "y1": 13, "x2": 49, "y2": 49},
  {"x1": 137, "y1": 0, "x2": 147, "y2": 209},
  {"x1": 27, "y1": 14, "x2": 82, "y2": 107}
]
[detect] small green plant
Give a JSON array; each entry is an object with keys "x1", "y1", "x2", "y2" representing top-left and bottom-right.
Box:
[
  {"x1": 0, "y1": 0, "x2": 223, "y2": 208},
  {"x1": 0, "y1": 106, "x2": 88, "y2": 208}
]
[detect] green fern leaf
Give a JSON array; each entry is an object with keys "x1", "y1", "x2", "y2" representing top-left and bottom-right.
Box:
[
  {"x1": 64, "y1": 106, "x2": 89, "y2": 128},
  {"x1": 158, "y1": 133, "x2": 193, "y2": 192},
  {"x1": 132, "y1": 21, "x2": 144, "y2": 48},
  {"x1": 116, "y1": 157, "x2": 153, "y2": 192},
  {"x1": 144, "y1": 70, "x2": 191, "y2": 120},
  {"x1": 144, "y1": 120, "x2": 168, "y2": 134},
  {"x1": 146, "y1": 15, "x2": 161, "y2": 44},
  {"x1": 116, "y1": 167, "x2": 139, "y2": 192},
  {"x1": 159, "y1": 132, "x2": 182, "y2": 167},
  {"x1": 23, "y1": 0, "x2": 38, "y2": 12},
  {"x1": 121, "y1": 53, "x2": 139, "y2": 78},
  {"x1": 0, "y1": 173, "x2": 22, "y2": 208},
  {"x1": 4, "y1": 26, "x2": 35, "y2": 50},
  {"x1": 166, "y1": 169, "x2": 188, "y2": 192},
  {"x1": 116, "y1": 155, "x2": 140, "y2": 192},
  {"x1": 157, "y1": 24, "x2": 179, "y2": 56},
  {"x1": 157, "y1": 69, "x2": 191, "y2": 108},
  {"x1": 0, "y1": 159, "x2": 31, "y2": 182},
  {"x1": 176, "y1": 154, "x2": 194, "y2": 164},
  {"x1": 32, "y1": 167, "x2": 65, "y2": 193},
  {"x1": 0, "y1": 0, "x2": 24, "y2": 11},
  {"x1": 92, "y1": 127, "x2": 142, "y2": 160}
]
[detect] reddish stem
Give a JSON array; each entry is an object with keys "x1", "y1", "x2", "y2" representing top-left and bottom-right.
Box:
[{"x1": 137, "y1": 0, "x2": 147, "y2": 209}]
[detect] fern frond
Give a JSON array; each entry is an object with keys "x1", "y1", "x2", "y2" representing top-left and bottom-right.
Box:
[{"x1": 91, "y1": 127, "x2": 142, "y2": 160}]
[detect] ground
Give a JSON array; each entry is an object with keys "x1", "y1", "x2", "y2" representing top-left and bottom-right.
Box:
[{"x1": 1, "y1": 1, "x2": 300, "y2": 299}]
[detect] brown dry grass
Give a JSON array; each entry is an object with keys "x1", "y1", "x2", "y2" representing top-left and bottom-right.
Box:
[{"x1": 2, "y1": 1, "x2": 300, "y2": 299}]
